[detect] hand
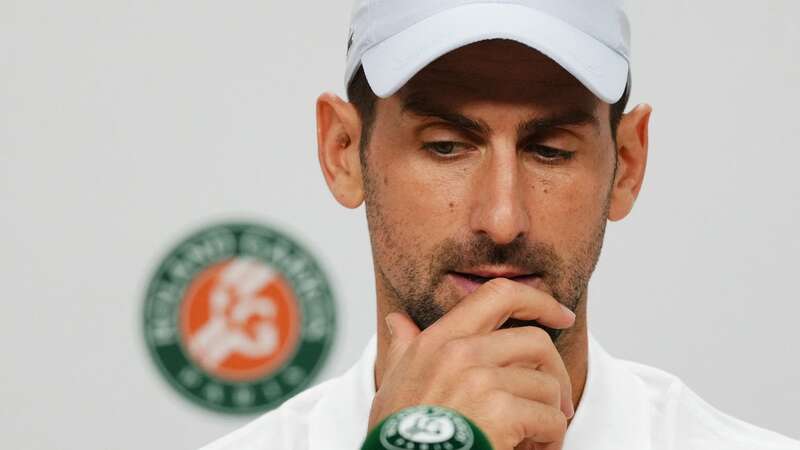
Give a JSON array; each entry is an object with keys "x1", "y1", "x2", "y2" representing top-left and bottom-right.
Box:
[{"x1": 369, "y1": 278, "x2": 576, "y2": 450}]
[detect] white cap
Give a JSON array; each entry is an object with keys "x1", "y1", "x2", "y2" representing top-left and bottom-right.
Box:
[{"x1": 344, "y1": 0, "x2": 631, "y2": 104}]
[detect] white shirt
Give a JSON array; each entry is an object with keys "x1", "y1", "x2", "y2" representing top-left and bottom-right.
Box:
[{"x1": 201, "y1": 333, "x2": 800, "y2": 450}]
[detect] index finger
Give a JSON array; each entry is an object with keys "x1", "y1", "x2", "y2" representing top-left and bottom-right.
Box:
[{"x1": 427, "y1": 278, "x2": 575, "y2": 340}]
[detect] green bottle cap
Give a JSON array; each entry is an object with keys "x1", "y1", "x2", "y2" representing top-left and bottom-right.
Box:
[{"x1": 361, "y1": 405, "x2": 494, "y2": 450}]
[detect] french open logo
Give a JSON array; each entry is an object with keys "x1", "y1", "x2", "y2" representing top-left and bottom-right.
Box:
[
  {"x1": 143, "y1": 222, "x2": 336, "y2": 413},
  {"x1": 380, "y1": 406, "x2": 475, "y2": 450}
]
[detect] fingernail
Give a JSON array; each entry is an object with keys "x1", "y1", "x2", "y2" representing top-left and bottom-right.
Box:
[
  {"x1": 564, "y1": 397, "x2": 575, "y2": 419},
  {"x1": 385, "y1": 315, "x2": 394, "y2": 336},
  {"x1": 561, "y1": 304, "x2": 576, "y2": 321}
]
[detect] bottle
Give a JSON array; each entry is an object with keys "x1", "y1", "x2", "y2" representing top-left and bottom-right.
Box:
[{"x1": 361, "y1": 405, "x2": 493, "y2": 450}]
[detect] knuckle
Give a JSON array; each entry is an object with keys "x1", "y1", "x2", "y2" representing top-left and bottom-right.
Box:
[
  {"x1": 529, "y1": 407, "x2": 567, "y2": 442},
  {"x1": 552, "y1": 411, "x2": 568, "y2": 435},
  {"x1": 517, "y1": 328, "x2": 550, "y2": 363},
  {"x1": 509, "y1": 421, "x2": 527, "y2": 446},
  {"x1": 485, "y1": 391, "x2": 526, "y2": 445},
  {"x1": 442, "y1": 338, "x2": 475, "y2": 363},
  {"x1": 509, "y1": 412, "x2": 531, "y2": 445},
  {"x1": 525, "y1": 325, "x2": 551, "y2": 342},
  {"x1": 486, "y1": 389, "x2": 515, "y2": 418},
  {"x1": 463, "y1": 367, "x2": 495, "y2": 392},
  {"x1": 541, "y1": 375, "x2": 562, "y2": 405},
  {"x1": 543, "y1": 373, "x2": 561, "y2": 393}
]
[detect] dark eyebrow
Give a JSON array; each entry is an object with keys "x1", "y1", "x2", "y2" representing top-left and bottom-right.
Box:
[
  {"x1": 516, "y1": 110, "x2": 600, "y2": 136},
  {"x1": 401, "y1": 92, "x2": 599, "y2": 137},
  {"x1": 401, "y1": 94, "x2": 490, "y2": 135}
]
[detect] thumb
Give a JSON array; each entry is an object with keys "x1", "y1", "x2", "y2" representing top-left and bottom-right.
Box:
[{"x1": 384, "y1": 312, "x2": 420, "y2": 370}]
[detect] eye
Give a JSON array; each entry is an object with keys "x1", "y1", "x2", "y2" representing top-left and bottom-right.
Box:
[
  {"x1": 421, "y1": 141, "x2": 469, "y2": 157},
  {"x1": 525, "y1": 144, "x2": 575, "y2": 163}
]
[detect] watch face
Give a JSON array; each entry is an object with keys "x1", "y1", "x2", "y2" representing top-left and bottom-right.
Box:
[{"x1": 379, "y1": 405, "x2": 476, "y2": 450}]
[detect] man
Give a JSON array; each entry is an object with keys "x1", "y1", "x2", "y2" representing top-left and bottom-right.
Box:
[{"x1": 202, "y1": 1, "x2": 800, "y2": 449}]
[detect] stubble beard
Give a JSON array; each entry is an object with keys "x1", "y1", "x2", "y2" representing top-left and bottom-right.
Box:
[{"x1": 363, "y1": 163, "x2": 611, "y2": 346}]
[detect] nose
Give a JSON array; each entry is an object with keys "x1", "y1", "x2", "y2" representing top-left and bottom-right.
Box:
[{"x1": 469, "y1": 147, "x2": 530, "y2": 245}]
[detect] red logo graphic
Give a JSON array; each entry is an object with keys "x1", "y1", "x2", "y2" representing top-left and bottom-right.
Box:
[{"x1": 180, "y1": 258, "x2": 301, "y2": 381}]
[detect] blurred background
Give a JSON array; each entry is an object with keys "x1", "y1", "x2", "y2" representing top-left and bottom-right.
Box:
[{"x1": 1, "y1": 1, "x2": 798, "y2": 448}]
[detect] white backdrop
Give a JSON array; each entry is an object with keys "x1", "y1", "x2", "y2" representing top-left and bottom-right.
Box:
[{"x1": 1, "y1": 1, "x2": 798, "y2": 449}]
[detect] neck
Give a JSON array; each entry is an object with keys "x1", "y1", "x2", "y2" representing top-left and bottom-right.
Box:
[{"x1": 372, "y1": 289, "x2": 589, "y2": 423}]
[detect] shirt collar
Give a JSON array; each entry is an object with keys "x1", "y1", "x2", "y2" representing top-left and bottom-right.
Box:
[
  {"x1": 562, "y1": 333, "x2": 652, "y2": 450},
  {"x1": 307, "y1": 334, "x2": 377, "y2": 450},
  {"x1": 310, "y1": 331, "x2": 651, "y2": 450}
]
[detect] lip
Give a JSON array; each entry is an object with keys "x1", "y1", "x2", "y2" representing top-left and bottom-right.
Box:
[
  {"x1": 457, "y1": 265, "x2": 538, "y2": 279},
  {"x1": 448, "y1": 267, "x2": 545, "y2": 295}
]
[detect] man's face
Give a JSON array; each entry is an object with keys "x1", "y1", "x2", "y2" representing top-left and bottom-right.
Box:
[{"x1": 361, "y1": 40, "x2": 617, "y2": 340}]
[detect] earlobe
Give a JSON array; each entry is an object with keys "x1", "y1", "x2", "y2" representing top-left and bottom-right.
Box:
[
  {"x1": 608, "y1": 104, "x2": 652, "y2": 222},
  {"x1": 316, "y1": 92, "x2": 365, "y2": 209}
]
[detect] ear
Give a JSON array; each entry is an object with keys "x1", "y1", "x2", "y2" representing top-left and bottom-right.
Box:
[
  {"x1": 316, "y1": 92, "x2": 365, "y2": 208},
  {"x1": 608, "y1": 104, "x2": 652, "y2": 221}
]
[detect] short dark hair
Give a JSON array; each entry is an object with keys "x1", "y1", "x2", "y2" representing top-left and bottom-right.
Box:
[{"x1": 346, "y1": 65, "x2": 630, "y2": 157}]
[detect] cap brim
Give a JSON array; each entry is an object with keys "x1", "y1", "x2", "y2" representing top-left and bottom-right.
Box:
[{"x1": 359, "y1": 3, "x2": 628, "y2": 103}]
